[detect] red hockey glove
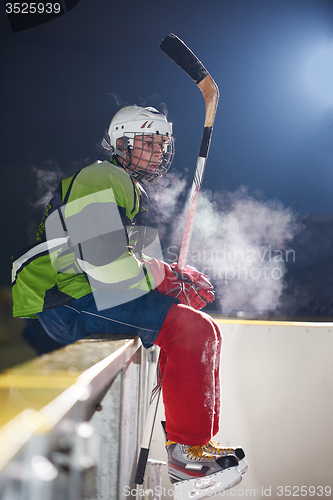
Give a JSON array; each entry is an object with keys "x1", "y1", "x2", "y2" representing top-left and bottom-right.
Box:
[{"x1": 146, "y1": 259, "x2": 214, "y2": 310}]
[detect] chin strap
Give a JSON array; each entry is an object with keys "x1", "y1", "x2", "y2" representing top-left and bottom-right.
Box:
[
  {"x1": 113, "y1": 148, "x2": 127, "y2": 160},
  {"x1": 101, "y1": 136, "x2": 128, "y2": 160}
]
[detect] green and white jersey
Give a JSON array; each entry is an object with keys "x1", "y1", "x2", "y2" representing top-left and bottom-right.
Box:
[{"x1": 12, "y1": 160, "x2": 152, "y2": 318}]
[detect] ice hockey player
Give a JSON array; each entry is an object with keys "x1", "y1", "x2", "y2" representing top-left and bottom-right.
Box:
[{"x1": 12, "y1": 105, "x2": 247, "y2": 497}]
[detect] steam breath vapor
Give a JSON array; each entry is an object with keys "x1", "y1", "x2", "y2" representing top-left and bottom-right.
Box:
[
  {"x1": 31, "y1": 165, "x2": 64, "y2": 210},
  {"x1": 147, "y1": 173, "x2": 187, "y2": 240},
  {"x1": 149, "y1": 180, "x2": 299, "y2": 316},
  {"x1": 108, "y1": 93, "x2": 160, "y2": 109},
  {"x1": 160, "y1": 102, "x2": 168, "y2": 118},
  {"x1": 108, "y1": 93, "x2": 129, "y2": 107}
]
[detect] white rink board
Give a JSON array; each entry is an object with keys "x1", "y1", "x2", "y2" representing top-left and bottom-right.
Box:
[{"x1": 147, "y1": 320, "x2": 333, "y2": 500}]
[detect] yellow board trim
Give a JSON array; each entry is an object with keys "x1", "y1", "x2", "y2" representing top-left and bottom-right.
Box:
[{"x1": 211, "y1": 316, "x2": 333, "y2": 328}]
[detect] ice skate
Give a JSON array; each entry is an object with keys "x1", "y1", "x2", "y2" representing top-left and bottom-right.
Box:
[
  {"x1": 166, "y1": 441, "x2": 242, "y2": 499},
  {"x1": 203, "y1": 440, "x2": 248, "y2": 474}
]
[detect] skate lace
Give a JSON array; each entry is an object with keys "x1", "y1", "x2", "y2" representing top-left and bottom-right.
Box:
[
  {"x1": 205, "y1": 440, "x2": 233, "y2": 454},
  {"x1": 185, "y1": 445, "x2": 214, "y2": 461}
]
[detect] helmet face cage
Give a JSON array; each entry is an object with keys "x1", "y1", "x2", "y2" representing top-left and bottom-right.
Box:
[
  {"x1": 108, "y1": 106, "x2": 175, "y2": 184},
  {"x1": 118, "y1": 132, "x2": 175, "y2": 184}
]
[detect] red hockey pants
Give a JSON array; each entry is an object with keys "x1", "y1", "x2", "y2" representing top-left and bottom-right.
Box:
[{"x1": 154, "y1": 303, "x2": 222, "y2": 446}]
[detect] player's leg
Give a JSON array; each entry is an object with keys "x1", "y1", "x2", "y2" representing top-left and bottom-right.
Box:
[
  {"x1": 154, "y1": 303, "x2": 221, "y2": 446},
  {"x1": 36, "y1": 290, "x2": 178, "y2": 348}
]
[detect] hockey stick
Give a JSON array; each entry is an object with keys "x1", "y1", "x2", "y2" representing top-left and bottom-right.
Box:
[
  {"x1": 160, "y1": 33, "x2": 220, "y2": 269},
  {"x1": 134, "y1": 33, "x2": 219, "y2": 485},
  {"x1": 134, "y1": 348, "x2": 162, "y2": 485}
]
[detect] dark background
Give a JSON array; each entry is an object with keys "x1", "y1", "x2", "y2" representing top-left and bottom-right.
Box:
[{"x1": 1, "y1": 0, "x2": 333, "y2": 318}]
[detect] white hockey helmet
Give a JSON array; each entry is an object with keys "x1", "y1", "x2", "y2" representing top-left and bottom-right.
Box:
[{"x1": 107, "y1": 105, "x2": 175, "y2": 183}]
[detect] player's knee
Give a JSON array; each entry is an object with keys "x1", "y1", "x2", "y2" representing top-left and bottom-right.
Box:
[
  {"x1": 158, "y1": 303, "x2": 221, "y2": 353},
  {"x1": 210, "y1": 316, "x2": 223, "y2": 344},
  {"x1": 180, "y1": 306, "x2": 220, "y2": 348}
]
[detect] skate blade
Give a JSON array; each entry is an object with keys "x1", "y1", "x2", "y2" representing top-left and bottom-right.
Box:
[
  {"x1": 238, "y1": 459, "x2": 249, "y2": 474},
  {"x1": 173, "y1": 467, "x2": 242, "y2": 500}
]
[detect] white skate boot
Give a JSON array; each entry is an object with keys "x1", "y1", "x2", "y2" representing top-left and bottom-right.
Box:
[{"x1": 166, "y1": 441, "x2": 242, "y2": 499}]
